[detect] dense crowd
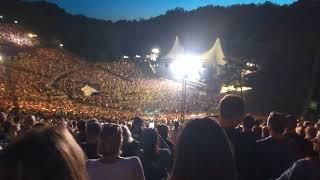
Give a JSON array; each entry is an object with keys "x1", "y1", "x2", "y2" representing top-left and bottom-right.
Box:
[
  {"x1": 0, "y1": 23, "x2": 39, "y2": 47},
  {"x1": 0, "y1": 43, "x2": 220, "y2": 119},
  {"x1": 0, "y1": 94, "x2": 320, "y2": 180}
]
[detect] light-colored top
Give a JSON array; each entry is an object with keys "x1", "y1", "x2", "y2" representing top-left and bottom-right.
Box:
[{"x1": 87, "y1": 156, "x2": 145, "y2": 180}]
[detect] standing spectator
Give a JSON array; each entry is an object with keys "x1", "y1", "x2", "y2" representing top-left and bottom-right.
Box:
[
  {"x1": 131, "y1": 117, "x2": 144, "y2": 142},
  {"x1": 87, "y1": 123, "x2": 145, "y2": 180},
  {"x1": 75, "y1": 120, "x2": 86, "y2": 143},
  {"x1": 219, "y1": 94, "x2": 259, "y2": 180},
  {"x1": 277, "y1": 131, "x2": 320, "y2": 180},
  {"x1": 242, "y1": 115, "x2": 260, "y2": 141},
  {"x1": 140, "y1": 128, "x2": 171, "y2": 180},
  {"x1": 252, "y1": 125, "x2": 262, "y2": 139},
  {"x1": 257, "y1": 112, "x2": 300, "y2": 180},
  {"x1": 169, "y1": 121, "x2": 179, "y2": 145},
  {"x1": 121, "y1": 125, "x2": 141, "y2": 157},
  {"x1": 305, "y1": 126, "x2": 317, "y2": 142},
  {"x1": 19, "y1": 114, "x2": 36, "y2": 135},
  {"x1": 284, "y1": 115, "x2": 314, "y2": 158},
  {"x1": 81, "y1": 120, "x2": 102, "y2": 159},
  {"x1": 157, "y1": 124, "x2": 174, "y2": 156},
  {"x1": 170, "y1": 117, "x2": 237, "y2": 180},
  {"x1": 0, "y1": 126, "x2": 88, "y2": 180}
]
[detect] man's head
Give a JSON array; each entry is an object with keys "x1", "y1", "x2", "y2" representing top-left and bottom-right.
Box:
[
  {"x1": 86, "y1": 120, "x2": 102, "y2": 143},
  {"x1": 76, "y1": 120, "x2": 86, "y2": 134},
  {"x1": 267, "y1": 112, "x2": 286, "y2": 136},
  {"x1": 219, "y1": 94, "x2": 245, "y2": 128},
  {"x1": 285, "y1": 115, "x2": 297, "y2": 133},
  {"x1": 243, "y1": 115, "x2": 255, "y2": 131},
  {"x1": 157, "y1": 124, "x2": 169, "y2": 139}
]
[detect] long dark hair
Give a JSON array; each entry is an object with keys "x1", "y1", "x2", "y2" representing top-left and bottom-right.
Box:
[
  {"x1": 171, "y1": 117, "x2": 237, "y2": 180},
  {"x1": 0, "y1": 126, "x2": 88, "y2": 180},
  {"x1": 142, "y1": 128, "x2": 159, "y2": 159}
]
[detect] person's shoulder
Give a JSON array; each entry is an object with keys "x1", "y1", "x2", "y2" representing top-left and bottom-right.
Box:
[
  {"x1": 294, "y1": 159, "x2": 320, "y2": 168},
  {"x1": 257, "y1": 136, "x2": 270, "y2": 143},
  {"x1": 121, "y1": 156, "x2": 142, "y2": 167},
  {"x1": 86, "y1": 159, "x2": 99, "y2": 167}
]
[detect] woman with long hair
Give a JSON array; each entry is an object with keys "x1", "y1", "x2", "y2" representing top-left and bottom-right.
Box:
[
  {"x1": 0, "y1": 126, "x2": 88, "y2": 180},
  {"x1": 87, "y1": 123, "x2": 145, "y2": 180},
  {"x1": 170, "y1": 117, "x2": 237, "y2": 180}
]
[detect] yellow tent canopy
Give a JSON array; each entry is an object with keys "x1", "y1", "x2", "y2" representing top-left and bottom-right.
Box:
[
  {"x1": 200, "y1": 38, "x2": 226, "y2": 66},
  {"x1": 165, "y1": 36, "x2": 185, "y2": 60}
]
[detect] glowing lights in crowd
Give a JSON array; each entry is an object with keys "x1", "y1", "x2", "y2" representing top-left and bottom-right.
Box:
[
  {"x1": 0, "y1": 55, "x2": 3, "y2": 62},
  {"x1": 28, "y1": 33, "x2": 38, "y2": 38},
  {"x1": 220, "y1": 85, "x2": 252, "y2": 93},
  {"x1": 246, "y1": 62, "x2": 255, "y2": 67},
  {"x1": 14, "y1": 20, "x2": 18, "y2": 24},
  {"x1": 152, "y1": 48, "x2": 160, "y2": 54},
  {"x1": 0, "y1": 16, "x2": 3, "y2": 19},
  {"x1": 123, "y1": 55, "x2": 129, "y2": 59},
  {"x1": 135, "y1": 55, "x2": 141, "y2": 58},
  {"x1": 59, "y1": 43, "x2": 64, "y2": 47},
  {"x1": 170, "y1": 54, "x2": 203, "y2": 81}
]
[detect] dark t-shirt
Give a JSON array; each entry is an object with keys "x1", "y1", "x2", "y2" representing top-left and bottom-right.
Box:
[
  {"x1": 224, "y1": 128, "x2": 260, "y2": 180},
  {"x1": 277, "y1": 159, "x2": 320, "y2": 180},
  {"x1": 140, "y1": 149, "x2": 171, "y2": 180},
  {"x1": 257, "y1": 137, "x2": 300, "y2": 180},
  {"x1": 284, "y1": 132, "x2": 315, "y2": 158},
  {"x1": 121, "y1": 140, "x2": 141, "y2": 157},
  {"x1": 81, "y1": 142, "x2": 100, "y2": 159}
]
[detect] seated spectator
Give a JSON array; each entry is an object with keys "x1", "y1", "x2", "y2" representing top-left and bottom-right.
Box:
[
  {"x1": 81, "y1": 120, "x2": 102, "y2": 159},
  {"x1": 277, "y1": 131, "x2": 320, "y2": 180},
  {"x1": 219, "y1": 94, "x2": 260, "y2": 180},
  {"x1": 257, "y1": 112, "x2": 300, "y2": 180},
  {"x1": 170, "y1": 117, "x2": 237, "y2": 180},
  {"x1": 140, "y1": 128, "x2": 171, "y2": 180},
  {"x1": 121, "y1": 125, "x2": 141, "y2": 157},
  {"x1": 0, "y1": 126, "x2": 88, "y2": 180},
  {"x1": 87, "y1": 123, "x2": 145, "y2": 180}
]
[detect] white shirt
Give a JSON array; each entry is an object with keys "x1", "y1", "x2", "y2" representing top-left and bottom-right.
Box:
[{"x1": 87, "y1": 156, "x2": 145, "y2": 180}]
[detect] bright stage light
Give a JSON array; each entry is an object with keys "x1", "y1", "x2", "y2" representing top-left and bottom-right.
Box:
[
  {"x1": 152, "y1": 48, "x2": 160, "y2": 54},
  {"x1": 170, "y1": 54, "x2": 203, "y2": 81}
]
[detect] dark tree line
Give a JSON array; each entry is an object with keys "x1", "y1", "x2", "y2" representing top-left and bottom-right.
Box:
[{"x1": 1, "y1": 0, "x2": 320, "y2": 117}]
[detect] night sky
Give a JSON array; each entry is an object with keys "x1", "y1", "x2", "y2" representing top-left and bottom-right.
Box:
[{"x1": 45, "y1": 0, "x2": 296, "y2": 21}]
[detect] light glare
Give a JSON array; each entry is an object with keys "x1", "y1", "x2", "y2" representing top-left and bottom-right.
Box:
[
  {"x1": 170, "y1": 54, "x2": 202, "y2": 81},
  {"x1": 152, "y1": 48, "x2": 160, "y2": 54}
]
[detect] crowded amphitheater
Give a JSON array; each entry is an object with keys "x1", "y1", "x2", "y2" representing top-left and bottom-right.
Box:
[
  {"x1": 0, "y1": 20, "x2": 221, "y2": 122},
  {"x1": 1, "y1": 2, "x2": 320, "y2": 180}
]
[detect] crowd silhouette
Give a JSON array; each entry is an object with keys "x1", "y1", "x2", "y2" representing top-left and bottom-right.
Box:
[{"x1": 0, "y1": 94, "x2": 320, "y2": 180}]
